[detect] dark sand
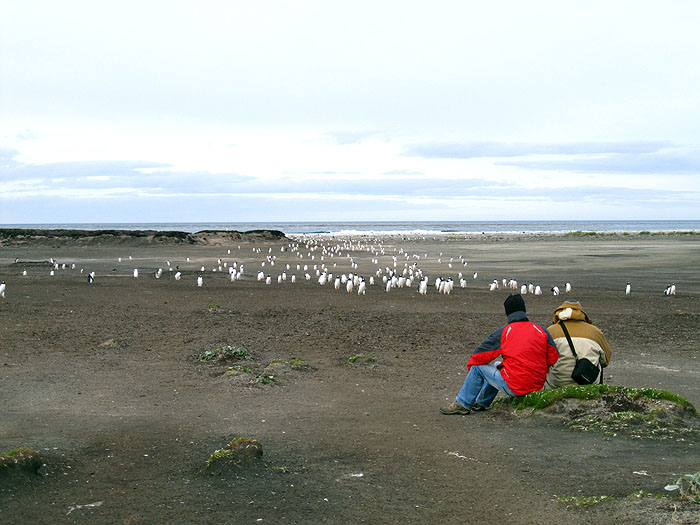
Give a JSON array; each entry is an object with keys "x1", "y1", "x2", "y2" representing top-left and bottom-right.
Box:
[{"x1": 1, "y1": 232, "x2": 699, "y2": 524}]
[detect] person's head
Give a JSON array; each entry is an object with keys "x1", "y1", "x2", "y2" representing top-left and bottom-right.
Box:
[
  {"x1": 504, "y1": 293, "x2": 526, "y2": 316},
  {"x1": 553, "y1": 300, "x2": 592, "y2": 324}
]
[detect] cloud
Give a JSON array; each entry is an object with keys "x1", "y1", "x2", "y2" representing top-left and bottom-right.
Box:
[
  {"x1": 498, "y1": 149, "x2": 700, "y2": 174},
  {"x1": 403, "y1": 141, "x2": 673, "y2": 159}
]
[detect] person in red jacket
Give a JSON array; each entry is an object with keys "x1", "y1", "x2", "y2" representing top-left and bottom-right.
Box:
[{"x1": 441, "y1": 294, "x2": 559, "y2": 415}]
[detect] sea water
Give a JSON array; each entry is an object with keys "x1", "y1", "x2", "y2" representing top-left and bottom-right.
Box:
[{"x1": 3, "y1": 220, "x2": 700, "y2": 236}]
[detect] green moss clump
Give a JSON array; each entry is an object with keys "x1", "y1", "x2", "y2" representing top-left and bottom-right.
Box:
[
  {"x1": 289, "y1": 358, "x2": 309, "y2": 370},
  {"x1": 0, "y1": 447, "x2": 42, "y2": 476},
  {"x1": 198, "y1": 345, "x2": 251, "y2": 361},
  {"x1": 348, "y1": 354, "x2": 375, "y2": 364},
  {"x1": 557, "y1": 495, "x2": 614, "y2": 507},
  {"x1": 500, "y1": 385, "x2": 696, "y2": 414},
  {"x1": 206, "y1": 437, "x2": 263, "y2": 470},
  {"x1": 206, "y1": 449, "x2": 233, "y2": 468}
]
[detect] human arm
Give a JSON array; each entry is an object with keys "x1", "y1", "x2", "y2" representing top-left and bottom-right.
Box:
[
  {"x1": 466, "y1": 325, "x2": 504, "y2": 368},
  {"x1": 544, "y1": 328, "x2": 559, "y2": 367}
]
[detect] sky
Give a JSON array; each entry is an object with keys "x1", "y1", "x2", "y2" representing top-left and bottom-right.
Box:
[{"x1": 2, "y1": 1, "x2": 700, "y2": 223}]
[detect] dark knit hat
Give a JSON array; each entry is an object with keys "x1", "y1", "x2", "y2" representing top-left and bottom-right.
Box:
[{"x1": 504, "y1": 293, "x2": 526, "y2": 316}]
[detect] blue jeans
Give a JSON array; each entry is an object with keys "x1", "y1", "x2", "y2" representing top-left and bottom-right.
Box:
[{"x1": 456, "y1": 364, "x2": 515, "y2": 408}]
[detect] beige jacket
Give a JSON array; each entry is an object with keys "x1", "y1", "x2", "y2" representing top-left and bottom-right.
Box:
[{"x1": 544, "y1": 301, "x2": 612, "y2": 388}]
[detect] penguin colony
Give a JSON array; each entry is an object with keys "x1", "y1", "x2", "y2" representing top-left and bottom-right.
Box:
[{"x1": 3, "y1": 237, "x2": 681, "y2": 300}]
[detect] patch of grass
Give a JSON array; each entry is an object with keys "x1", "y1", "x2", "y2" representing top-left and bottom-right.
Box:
[
  {"x1": 557, "y1": 495, "x2": 614, "y2": 507},
  {"x1": 198, "y1": 345, "x2": 251, "y2": 361},
  {"x1": 289, "y1": 358, "x2": 309, "y2": 370},
  {"x1": 255, "y1": 374, "x2": 274, "y2": 384},
  {"x1": 0, "y1": 447, "x2": 42, "y2": 475},
  {"x1": 206, "y1": 449, "x2": 233, "y2": 468},
  {"x1": 499, "y1": 385, "x2": 696, "y2": 414},
  {"x1": 348, "y1": 354, "x2": 375, "y2": 364},
  {"x1": 226, "y1": 365, "x2": 251, "y2": 373}
]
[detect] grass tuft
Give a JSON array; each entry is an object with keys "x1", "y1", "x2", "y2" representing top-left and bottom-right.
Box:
[{"x1": 498, "y1": 385, "x2": 696, "y2": 414}]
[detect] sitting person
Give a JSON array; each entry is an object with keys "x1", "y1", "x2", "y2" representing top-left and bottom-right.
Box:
[
  {"x1": 441, "y1": 294, "x2": 559, "y2": 415},
  {"x1": 544, "y1": 300, "x2": 611, "y2": 388}
]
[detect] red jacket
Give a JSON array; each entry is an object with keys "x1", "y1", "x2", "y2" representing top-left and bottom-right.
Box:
[{"x1": 467, "y1": 312, "x2": 559, "y2": 395}]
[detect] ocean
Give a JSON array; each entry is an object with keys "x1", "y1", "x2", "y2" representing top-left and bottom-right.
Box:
[{"x1": 3, "y1": 220, "x2": 700, "y2": 236}]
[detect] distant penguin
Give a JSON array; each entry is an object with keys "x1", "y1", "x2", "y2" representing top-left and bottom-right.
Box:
[
  {"x1": 0, "y1": 281, "x2": 6, "y2": 298},
  {"x1": 22, "y1": 270, "x2": 27, "y2": 276},
  {"x1": 534, "y1": 285, "x2": 542, "y2": 295},
  {"x1": 625, "y1": 282, "x2": 631, "y2": 295},
  {"x1": 551, "y1": 286, "x2": 560, "y2": 296},
  {"x1": 174, "y1": 271, "x2": 182, "y2": 280},
  {"x1": 133, "y1": 269, "x2": 139, "y2": 278},
  {"x1": 87, "y1": 273, "x2": 94, "y2": 284},
  {"x1": 197, "y1": 275, "x2": 203, "y2": 287},
  {"x1": 565, "y1": 282, "x2": 572, "y2": 293},
  {"x1": 357, "y1": 278, "x2": 366, "y2": 295},
  {"x1": 155, "y1": 268, "x2": 163, "y2": 279},
  {"x1": 670, "y1": 283, "x2": 676, "y2": 295},
  {"x1": 520, "y1": 284, "x2": 528, "y2": 295}
]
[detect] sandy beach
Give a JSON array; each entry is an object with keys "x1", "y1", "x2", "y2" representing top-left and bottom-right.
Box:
[{"x1": 1, "y1": 231, "x2": 699, "y2": 524}]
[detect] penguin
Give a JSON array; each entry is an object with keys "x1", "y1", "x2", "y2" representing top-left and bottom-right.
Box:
[
  {"x1": 551, "y1": 286, "x2": 560, "y2": 296},
  {"x1": 133, "y1": 269, "x2": 139, "y2": 278},
  {"x1": 87, "y1": 273, "x2": 94, "y2": 284},
  {"x1": 174, "y1": 272, "x2": 182, "y2": 280},
  {"x1": 0, "y1": 281, "x2": 6, "y2": 298},
  {"x1": 197, "y1": 275, "x2": 204, "y2": 287},
  {"x1": 625, "y1": 282, "x2": 631, "y2": 295},
  {"x1": 565, "y1": 282, "x2": 572, "y2": 293}
]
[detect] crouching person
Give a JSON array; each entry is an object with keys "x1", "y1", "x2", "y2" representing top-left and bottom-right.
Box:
[
  {"x1": 544, "y1": 301, "x2": 611, "y2": 388},
  {"x1": 441, "y1": 294, "x2": 559, "y2": 415}
]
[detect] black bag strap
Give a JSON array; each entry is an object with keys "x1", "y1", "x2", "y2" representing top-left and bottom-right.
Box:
[
  {"x1": 559, "y1": 321, "x2": 578, "y2": 360},
  {"x1": 560, "y1": 321, "x2": 603, "y2": 384}
]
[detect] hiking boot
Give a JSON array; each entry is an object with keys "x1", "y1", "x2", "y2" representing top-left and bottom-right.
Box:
[
  {"x1": 440, "y1": 402, "x2": 471, "y2": 415},
  {"x1": 472, "y1": 403, "x2": 490, "y2": 412}
]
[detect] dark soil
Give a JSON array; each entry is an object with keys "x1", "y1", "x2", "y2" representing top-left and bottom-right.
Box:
[{"x1": 1, "y1": 233, "x2": 699, "y2": 524}]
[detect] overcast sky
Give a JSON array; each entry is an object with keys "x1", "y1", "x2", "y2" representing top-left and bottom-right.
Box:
[{"x1": 2, "y1": 1, "x2": 700, "y2": 223}]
